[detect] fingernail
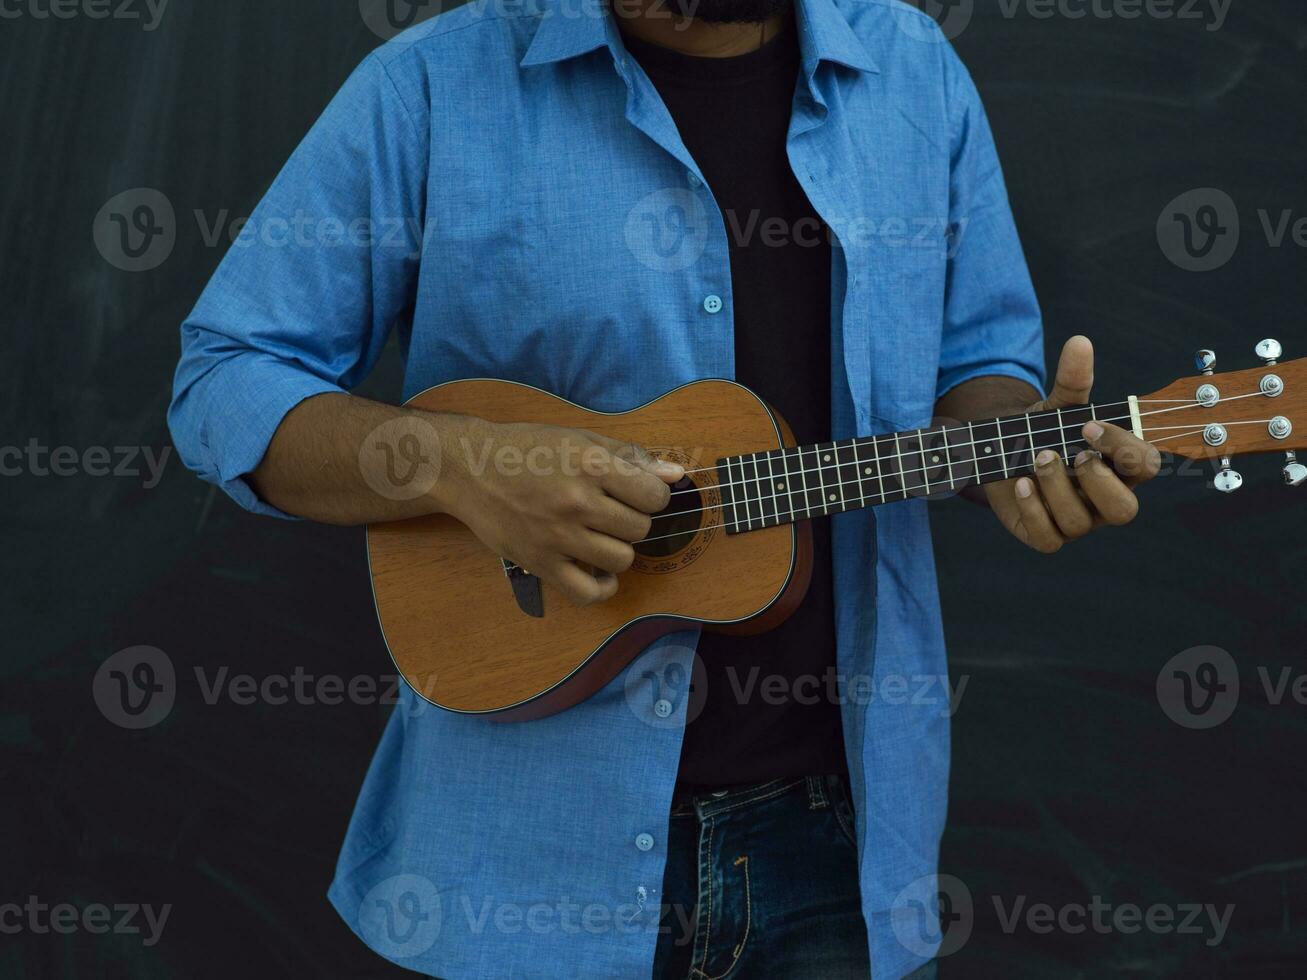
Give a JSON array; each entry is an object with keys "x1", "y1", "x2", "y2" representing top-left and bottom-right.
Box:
[
  {"x1": 1036, "y1": 450, "x2": 1058, "y2": 467},
  {"x1": 1083, "y1": 422, "x2": 1103, "y2": 441},
  {"x1": 1015, "y1": 478, "x2": 1033, "y2": 499},
  {"x1": 1075, "y1": 450, "x2": 1092, "y2": 467},
  {"x1": 656, "y1": 461, "x2": 684, "y2": 477}
]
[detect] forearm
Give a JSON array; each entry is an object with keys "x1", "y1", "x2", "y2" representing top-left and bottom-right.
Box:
[
  {"x1": 934, "y1": 375, "x2": 1041, "y2": 505},
  {"x1": 249, "y1": 392, "x2": 474, "y2": 525},
  {"x1": 247, "y1": 388, "x2": 681, "y2": 605}
]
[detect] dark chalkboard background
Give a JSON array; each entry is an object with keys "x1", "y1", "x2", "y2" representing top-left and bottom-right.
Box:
[{"x1": 2, "y1": 0, "x2": 1304, "y2": 977}]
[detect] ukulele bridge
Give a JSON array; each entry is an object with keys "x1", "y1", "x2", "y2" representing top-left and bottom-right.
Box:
[{"x1": 501, "y1": 559, "x2": 544, "y2": 618}]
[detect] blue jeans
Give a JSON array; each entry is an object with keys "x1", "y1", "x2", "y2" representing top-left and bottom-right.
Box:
[{"x1": 652, "y1": 775, "x2": 937, "y2": 980}]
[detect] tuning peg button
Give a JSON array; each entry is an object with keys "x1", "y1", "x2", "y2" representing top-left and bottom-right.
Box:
[
  {"x1": 1286, "y1": 451, "x2": 1306, "y2": 487},
  {"x1": 1194, "y1": 349, "x2": 1216, "y2": 375},
  {"x1": 1256, "y1": 338, "x2": 1282, "y2": 365},
  {"x1": 1214, "y1": 468, "x2": 1243, "y2": 493},
  {"x1": 1213, "y1": 455, "x2": 1242, "y2": 493}
]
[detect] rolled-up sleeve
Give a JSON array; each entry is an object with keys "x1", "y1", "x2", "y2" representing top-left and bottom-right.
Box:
[
  {"x1": 168, "y1": 53, "x2": 429, "y2": 517},
  {"x1": 935, "y1": 46, "x2": 1045, "y2": 401}
]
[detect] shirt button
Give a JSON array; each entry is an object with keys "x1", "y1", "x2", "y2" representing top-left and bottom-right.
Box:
[
  {"x1": 687, "y1": 171, "x2": 702, "y2": 188},
  {"x1": 635, "y1": 833, "x2": 654, "y2": 852},
  {"x1": 653, "y1": 698, "x2": 672, "y2": 718},
  {"x1": 703, "y1": 294, "x2": 723, "y2": 315}
]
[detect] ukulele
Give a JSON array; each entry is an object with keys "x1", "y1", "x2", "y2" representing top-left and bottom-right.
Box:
[{"x1": 367, "y1": 339, "x2": 1304, "y2": 721}]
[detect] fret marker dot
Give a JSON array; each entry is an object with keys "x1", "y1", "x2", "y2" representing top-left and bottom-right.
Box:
[
  {"x1": 864, "y1": 467, "x2": 872, "y2": 475},
  {"x1": 776, "y1": 482, "x2": 785, "y2": 491},
  {"x1": 828, "y1": 493, "x2": 836, "y2": 502},
  {"x1": 823, "y1": 454, "x2": 832, "y2": 462},
  {"x1": 932, "y1": 455, "x2": 940, "y2": 464},
  {"x1": 984, "y1": 447, "x2": 993, "y2": 454}
]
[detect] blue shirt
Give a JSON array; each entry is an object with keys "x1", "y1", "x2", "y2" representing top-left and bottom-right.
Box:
[{"x1": 168, "y1": 0, "x2": 1043, "y2": 976}]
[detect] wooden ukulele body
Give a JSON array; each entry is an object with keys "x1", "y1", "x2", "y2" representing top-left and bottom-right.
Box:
[{"x1": 366, "y1": 379, "x2": 812, "y2": 721}]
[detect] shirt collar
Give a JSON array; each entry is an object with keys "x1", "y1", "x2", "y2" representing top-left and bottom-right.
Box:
[
  {"x1": 520, "y1": 0, "x2": 879, "y2": 76},
  {"x1": 519, "y1": 0, "x2": 614, "y2": 68}
]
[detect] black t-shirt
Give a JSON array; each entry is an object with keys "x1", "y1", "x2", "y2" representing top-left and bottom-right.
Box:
[{"x1": 623, "y1": 25, "x2": 847, "y2": 787}]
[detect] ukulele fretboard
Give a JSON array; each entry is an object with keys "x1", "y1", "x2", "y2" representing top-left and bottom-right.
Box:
[{"x1": 715, "y1": 404, "x2": 1117, "y2": 532}]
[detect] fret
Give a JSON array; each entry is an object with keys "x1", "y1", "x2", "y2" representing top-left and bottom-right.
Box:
[
  {"x1": 941, "y1": 422, "x2": 975, "y2": 494},
  {"x1": 812, "y1": 444, "x2": 830, "y2": 514},
  {"x1": 834, "y1": 439, "x2": 862, "y2": 513},
  {"x1": 877, "y1": 432, "x2": 905, "y2": 500},
  {"x1": 789, "y1": 446, "x2": 807, "y2": 520},
  {"x1": 754, "y1": 452, "x2": 770, "y2": 524},
  {"x1": 891, "y1": 432, "x2": 905, "y2": 498},
  {"x1": 969, "y1": 418, "x2": 1004, "y2": 481},
  {"x1": 800, "y1": 443, "x2": 825, "y2": 518},
  {"x1": 854, "y1": 437, "x2": 881, "y2": 504},
  {"x1": 998, "y1": 416, "x2": 1032, "y2": 474},
  {"x1": 778, "y1": 447, "x2": 800, "y2": 523},
  {"x1": 939, "y1": 426, "x2": 953, "y2": 493},
  {"x1": 758, "y1": 452, "x2": 773, "y2": 530},
  {"x1": 919, "y1": 426, "x2": 952, "y2": 497},
  {"x1": 1029, "y1": 413, "x2": 1067, "y2": 466},
  {"x1": 967, "y1": 421, "x2": 982, "y2": 484},
  {"x1": 894, "y1": 430, "x2": 921, "y2": 498},
  {"x1": 918, "y1": 430, "x2": 933, "y2": 496},
  {"x1": 1058, "y1": 405, "x2": 1096, "y2": 464},
  {"x1": 734, "y1": 455, "x2": 755, "y2": 531},
  {"x1": 792, "y1": 444, "x2": 811, "y2": 520},
  {"x1": 717, "y1": 458, "x2": 739, "y2": 534},
  {"x1": 816, "y1": 443, "x2": 841, "y2": 513}
]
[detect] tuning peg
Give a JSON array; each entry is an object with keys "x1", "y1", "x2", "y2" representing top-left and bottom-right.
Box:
[
  {"x1": 1256, "y1": 338, "x2": 1282, "y2": 365},
  {"x1": 1285, "y1": 451, "x2": 1306, "y2": 487},
  {"x1": 1194, "y1": 349, "x2": 1216, "y2": 376},
  {"x1": 1213, "y1": 456, "x2": 1242, "y2": 493}
]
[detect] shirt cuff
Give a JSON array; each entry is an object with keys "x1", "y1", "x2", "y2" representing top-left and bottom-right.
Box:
[
  {"x1": 935, "y1": 360, "x2": 1046, "y2": 404},
  {"x1": 202, "y1": 356, "x2": 344, "y2": 519}
]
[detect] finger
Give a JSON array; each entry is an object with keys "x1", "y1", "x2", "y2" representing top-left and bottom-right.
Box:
[
  {"x1": 598, "y1": 437, "x2": 685, "y2": 483},
  {"x1": 547, "y1": 559, "x2": 619, "y2": 607},
  {"x1": 1074, "y1": 450, "x2": 1140, "y2": 525},
  {"x1": 566, "y1": 529, "x2": 636, "y2": 576},
  {"x1": 1033, "y1": 449, "x2": 1093, "y2": 539},
  {"x1": 1082, "y1": 421, "x2": 1161, "y2": 485},
  {"x1": 1040, "y1": 335, "x2": 1094, "y2": 410},
  {"x1": 1013, "y1": 477, "x2": 1065, "y2": 554},
  {"x1": 600, "y1": 465, "x2": 673, "y2": 515},
  {"x1": 583, "y1": 494, "x2": 653, "y2": 543}
]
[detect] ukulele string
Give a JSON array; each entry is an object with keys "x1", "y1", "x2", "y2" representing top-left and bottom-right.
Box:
[
  {"x1": 630, "y1": 422, "x2": 1266, "y2": 546},
  {"x1": 662, "y1": 388, "x2": 1273, "y2": 501}
]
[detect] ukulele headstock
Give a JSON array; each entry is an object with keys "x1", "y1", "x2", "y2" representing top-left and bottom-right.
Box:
[{"x1": 1135, "y1": 339, "x2": 1306, "y2": 491}]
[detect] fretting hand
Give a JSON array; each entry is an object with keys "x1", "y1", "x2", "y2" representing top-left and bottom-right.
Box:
[{"x1": 984, "y1": 336, "x2": 1162, "y2": 554}]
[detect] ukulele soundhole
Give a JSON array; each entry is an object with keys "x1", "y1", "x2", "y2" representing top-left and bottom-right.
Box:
[{"x1": 636, "y1": 476, "x2": 704, "y2": 559}]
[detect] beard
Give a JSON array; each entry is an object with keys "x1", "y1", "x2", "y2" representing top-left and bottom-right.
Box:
[{"x1": 661, "y1": 0, "x2": 794, "y2": 25}]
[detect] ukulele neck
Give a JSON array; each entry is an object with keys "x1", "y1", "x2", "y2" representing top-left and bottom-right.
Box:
[{"x1": 716, "y1": 400, "x2": 1140, "y2": 532}]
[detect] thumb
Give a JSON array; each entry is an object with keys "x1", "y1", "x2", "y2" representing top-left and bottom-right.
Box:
[
  {"x1": 604, "y1": 438, "x2": 685, "y2": 483},
  {"x1": 1040, "y1": 335, "x2": 1094, "y2": 410}
]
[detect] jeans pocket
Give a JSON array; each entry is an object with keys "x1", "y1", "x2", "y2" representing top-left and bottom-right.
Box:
[{"x1": 830, "y1": 783, "x2": 859, "y2": 851}]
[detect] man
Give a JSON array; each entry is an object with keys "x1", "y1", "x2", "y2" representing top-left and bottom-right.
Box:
[{"x1": 169, "y1": 0, "x2": 1159, "y2": 975}]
